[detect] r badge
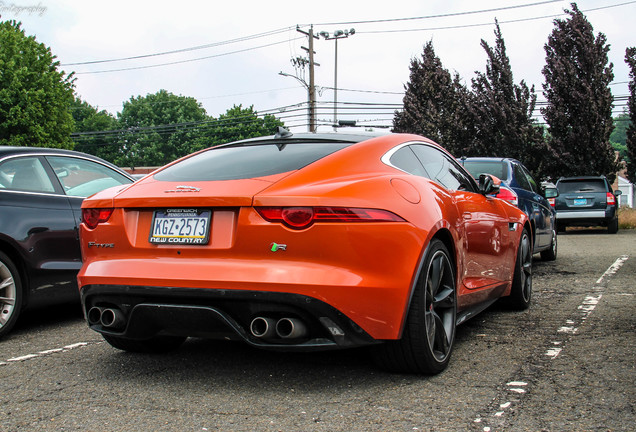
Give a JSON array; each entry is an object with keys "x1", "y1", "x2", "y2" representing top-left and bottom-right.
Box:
[{"x1": 270, "y1": 242, "x2": 287, "y2": 252}]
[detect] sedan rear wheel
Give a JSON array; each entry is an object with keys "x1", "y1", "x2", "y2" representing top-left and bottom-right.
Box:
[
  {"x1": 0, "y1": 251, "x2": 22, "y2": 340},
  {"x1": 540, "y1": 229, "x2": 557, "y2": 261},
  {"x1": 374, "y1": 239, "x2": 456, "y2": 374}
]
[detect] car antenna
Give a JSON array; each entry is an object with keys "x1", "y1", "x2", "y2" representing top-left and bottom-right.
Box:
[{"x1": 275, "y1": 127, "x2": 293, "y2": 139}]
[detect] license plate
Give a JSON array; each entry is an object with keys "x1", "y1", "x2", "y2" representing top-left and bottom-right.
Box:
[
  {"x1": 149, "y1": 209, "x2": 211, "y2": 245},
  {"x1": 573, "y1": 199, "x2": 586, "y2": 206}
]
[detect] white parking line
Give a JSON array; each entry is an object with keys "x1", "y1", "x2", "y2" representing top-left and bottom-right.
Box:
[
  {"x1": 0, "y1": 341, "x2": 102, "y2": 366},
  {"x1": 477, "y1": 255, "x2": 629, "y2": 432}
]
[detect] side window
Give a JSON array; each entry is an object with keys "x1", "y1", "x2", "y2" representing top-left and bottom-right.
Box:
[
  {"x1": 0, "y1": 157, "x2": 56, "y2": 193},
  {"x1": 46, "y1": 156, "x2": 131, "y2": 198},
  {"x1": 411, "y1": 145, "x2": 475, "y2": 191},
  {"x1": 513, "y1": 164, "x2": 532, "y2": 191},
  {"x1": 389, "y1": 146, "x2": 428, "y2": 177},
  {"x1": 521, "y1": 165, "x2": 539, "y2": 193}
]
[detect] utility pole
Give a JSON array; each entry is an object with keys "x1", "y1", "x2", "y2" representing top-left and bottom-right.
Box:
[{"x1": 296, "y1": 25, "x2": 319, "y2": 132}]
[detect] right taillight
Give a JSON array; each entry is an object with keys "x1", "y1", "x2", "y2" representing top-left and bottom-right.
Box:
[
  {"x1": 495, "y1": 187, "x2": 519, "y2": 206},
  {"x1": 548, "y1": 198, "x2": 555, "y2": 207},
  {"x1": 606, "y1": 192, "x2": 616, "y2": 206},
  {"x1": 82, "y1": 208, "x2": 114, "y2": 229}
]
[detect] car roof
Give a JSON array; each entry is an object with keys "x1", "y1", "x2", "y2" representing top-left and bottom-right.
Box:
[
  {"x1": 0, "y1": 146, "x2": 93, "y2": 157},
  {"x1": 460, "y1": 156, "x2": 520, "y2": 164},
  {"x1": 557, "y1": 176, "x2": 608, "y2": 182},
  {"x1": 0, "y1": 146, "x2": 133, "y2": 178}
]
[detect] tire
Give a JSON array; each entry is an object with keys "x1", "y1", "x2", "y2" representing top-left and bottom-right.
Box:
[
  {"x1": 373, "y1": 239, "x2": 456, "y2": 374},
  {"x1": 102, "y1": 333, "x2": 186, "y2": 353},
  {"x1": 0, "y1": 251, "x2": 23, "y2": 340},
  {"x1": 507, "y1": 228, "x2": 533, "y2": 310},
  {"x1": 540, "y1": 229, "x2": 558, "y2": 261},
  {"x1": 608, "y1": 218, "x2": 618, "y2": 234}
]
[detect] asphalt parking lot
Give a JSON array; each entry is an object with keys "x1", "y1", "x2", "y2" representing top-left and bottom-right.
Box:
[{"x1": 1, "y1": 229, "x2": 634, "y2": 432}]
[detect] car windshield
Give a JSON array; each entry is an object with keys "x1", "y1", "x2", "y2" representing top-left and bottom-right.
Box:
[
  {"x1": 461, "y1": 160, "x2": 509, "y2": 181},
  {"x1": 557, "y1": 180, "x2": 606, "y2": 193},
  {"x1": 154, "y1": 142, "x2": 352, "y2": 181}
]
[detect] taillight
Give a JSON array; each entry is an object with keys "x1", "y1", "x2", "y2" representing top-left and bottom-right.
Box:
[
  {"x1": 606, "y1": 192, "x2": 616, "y2": 205},
  {"x1": 495, "y1": 187, "x2": 518, "y2": 206},
  {"x1": 548, "y1": 198, "x2": 556, "y2": 207},
  {"x1": 82, "y1": 208, "x2": 114, "y2": 229},
  {"x1": 256, "y1": 207, "x2": 405, "y2": 230}
]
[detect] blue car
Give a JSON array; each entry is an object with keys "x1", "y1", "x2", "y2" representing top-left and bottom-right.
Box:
[{"x1": 459, "y1": 157, "x2": 557, "y2": 261}]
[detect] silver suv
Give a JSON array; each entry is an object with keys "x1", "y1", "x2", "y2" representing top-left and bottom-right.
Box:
[{"x1": 554, "y1": 176, "x2": 622, "y2": 234}]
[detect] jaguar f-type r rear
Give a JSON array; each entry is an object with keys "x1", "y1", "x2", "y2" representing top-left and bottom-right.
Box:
[{"x1": 78, "y1": 131, "x2": 531, "y2": 374}]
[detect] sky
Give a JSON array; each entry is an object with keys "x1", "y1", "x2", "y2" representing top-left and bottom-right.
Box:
[{"x1": 2, "y1": 0, "x2": 635, "y2": 132}]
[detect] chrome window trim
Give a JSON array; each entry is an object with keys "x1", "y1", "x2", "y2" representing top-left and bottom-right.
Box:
[{"x1": 381, "y1": 140, "x2": 429, "y2": 174}]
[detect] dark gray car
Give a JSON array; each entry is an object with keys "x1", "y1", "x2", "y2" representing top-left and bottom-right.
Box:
[{"x1": 554, "y1": 176, "x2": 622, "y2": 234}]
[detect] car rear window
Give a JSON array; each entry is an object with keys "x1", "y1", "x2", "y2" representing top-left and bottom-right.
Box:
[
  {"x1": 557, "y1": 180, "x2": 607, "y2": 193},
  {"x1": 461, "y1": 161, "x2": 509, "y2": 181},
  {"x1": 154, "y1": 142, "x2": 352, "y2": 181}
]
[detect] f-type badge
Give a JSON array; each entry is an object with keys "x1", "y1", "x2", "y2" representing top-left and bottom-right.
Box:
[{"x1": 270, "y1": 242, "x2": 287, "y2": 252}]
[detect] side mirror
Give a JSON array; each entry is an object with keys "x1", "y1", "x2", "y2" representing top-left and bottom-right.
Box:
[
  {"x1": 614, "y1": 189, "x2": 623, "y2": 196},
  {"x1": 544, "y1": 188, "x2": 559, "y2": 199},
  {"x1": 479, "y1": 174, "x2": 501, "y2": 195}
]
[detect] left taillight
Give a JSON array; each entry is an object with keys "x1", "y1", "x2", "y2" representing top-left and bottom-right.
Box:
[
  {"x1": 256, "y1": 206, "x2": 405, "y2": 230},
  {"x1": 82, "y1": 208, "x2": 114, "y2": 230}
]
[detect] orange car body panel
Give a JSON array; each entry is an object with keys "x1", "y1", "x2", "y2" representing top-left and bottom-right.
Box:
[{"x1": 78, "y1": 133, "x2": 528, "y2": 341}]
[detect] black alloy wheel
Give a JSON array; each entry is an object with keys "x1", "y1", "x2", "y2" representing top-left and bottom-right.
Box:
[
  {"x1": 374, "y1": 239, "x2": 457, "y2": 374},
  {"x1": 508, "y1": 228, "x2": 533, "y2": 310}
]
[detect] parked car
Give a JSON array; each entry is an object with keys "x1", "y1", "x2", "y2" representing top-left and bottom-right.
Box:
[
  {"x1": 459, "y1": 157, "x2": 558, "y2": 261},
  {"x1": 554, "y1": 176, "x2": 622, "y2": 234},
  {"x1": 0, "y1": 146, "x2": 134, "y2": 339},
  {"x1": 78, "y1": 130, "x2": 532, "y2": 375}
]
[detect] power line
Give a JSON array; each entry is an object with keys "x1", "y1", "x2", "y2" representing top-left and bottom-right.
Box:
[
  {"x1": 61, "y1": 26, "x2": 295, "y2": 66},
  {"x1": 359, "y1": 1, "x2": 636, "y2": 35},
  {"x1": 73, "y1": 37, "x2": 303, "y2": 75},
  {"x1": 310, "y1": 0, "x2": 564, "y2": 26}
]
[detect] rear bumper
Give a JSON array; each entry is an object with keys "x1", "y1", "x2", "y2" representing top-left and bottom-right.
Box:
[
  {"x1": 556, "y1": 208, "x2": 616, "y2": 225},
  {"x1": 80, "y1": 284, "x2": 378, "y2": 350}
]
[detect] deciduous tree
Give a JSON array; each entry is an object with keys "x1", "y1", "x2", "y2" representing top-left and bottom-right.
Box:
[
  {"x1": 70, "y1": 97, "x2": 119, "y2": 162},
  {"x1": 0, "y1": 20, "x2": 75, "y2": 148}
]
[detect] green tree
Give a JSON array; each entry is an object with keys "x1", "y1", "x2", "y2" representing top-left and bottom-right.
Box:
[
  {"x1": 206, "y1": 104, "x2": 285, "y2": 149},
  {"x1": 625, "y1": 47, "x2": 636, "y2": 182},
  {"x1": 0, "y1": 20, "x2": 75, "y2": 148},
  {"x1": 392, "y1": 41, "x2": 473, "y2": 156},
  {"x1": 611, "y1": 112, "x2": 630, "y2": 163},
  {"x1": 116, "y1": 89, "x2": 208, "y2": 167},
  {"x1": 541, "y1": 3, "x2": 617, "y2": 182},
  {"x1": 468, "y1": 21, "x2": 548, "y2": 177},
  {"x1": 70, "y1": 97, "x2": 119, "y2": 162}
]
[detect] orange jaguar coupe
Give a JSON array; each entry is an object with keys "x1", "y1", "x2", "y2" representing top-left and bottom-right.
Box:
[{"x1": 78, "y1": 130, "x2": 532, "y2": 374}]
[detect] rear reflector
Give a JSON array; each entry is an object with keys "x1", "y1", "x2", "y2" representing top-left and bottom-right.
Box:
[
  {"x1": 82, "y1": 208, "x2": 114, "y2": 229},
  {"x1": 256, "y1": 207, "x2": 405, "y2": 230}
]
